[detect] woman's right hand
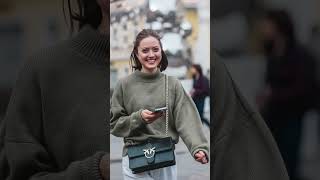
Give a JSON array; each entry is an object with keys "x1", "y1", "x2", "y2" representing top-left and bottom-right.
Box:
[{"x1": 141, "y1": 109, "x2": 163, "y2": 124}]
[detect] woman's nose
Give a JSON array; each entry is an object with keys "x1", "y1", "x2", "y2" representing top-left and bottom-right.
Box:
[{"x1": 148, "y1": 51, "x2": 155, "y2": 57}]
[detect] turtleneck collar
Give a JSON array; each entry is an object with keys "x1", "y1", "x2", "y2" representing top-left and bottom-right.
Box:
[
  {"x1": 69, "y1": 25, "x2": 109, "y2": 64},
  {"x1": 132, "y1": 69, "x2": 164, "y2": 82}
]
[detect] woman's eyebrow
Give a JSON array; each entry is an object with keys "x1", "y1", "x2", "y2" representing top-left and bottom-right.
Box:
[
  {"x1": 140, "y1": 46, "x2": 159, "y2": 49},
  {"x1": 140, "y1": 47, "x2": 149, "y2": 50}
]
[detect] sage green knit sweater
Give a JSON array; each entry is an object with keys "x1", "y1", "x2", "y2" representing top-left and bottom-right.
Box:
[{"x1": 110, "y1": 69, "x2": 209, "y2": 158}]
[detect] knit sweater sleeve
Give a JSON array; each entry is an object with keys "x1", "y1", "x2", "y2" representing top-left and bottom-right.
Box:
[
  {"x1": 110, "y1": 80, "x2": 145, "y2": 137},
  {"x1": 4, "y1": 56, "x2": 106, "y2": 180},
  {"x1": 172, "y1": 78, "x2": 209, "y2": 160}
]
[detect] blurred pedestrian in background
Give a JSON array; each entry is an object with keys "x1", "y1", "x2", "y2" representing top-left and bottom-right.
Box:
[
  {"x1": 257, "y1": 9, "x2": 318, "y2": 180},
  {"x1": 190, "y1": 64, "x2": 210, "y2": 126}
]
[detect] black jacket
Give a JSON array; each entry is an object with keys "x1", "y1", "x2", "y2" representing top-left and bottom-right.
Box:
[
  {"x1": 2, "y1": 26, "x2": 109, "y2": 180},
  {"x1": 211, "y1": 53, "x2": 289, "y2": 180}
]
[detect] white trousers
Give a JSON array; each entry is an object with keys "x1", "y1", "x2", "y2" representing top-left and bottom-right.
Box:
[{"x1": 122, "y1": 155, "x2": 177, "y2": 180}]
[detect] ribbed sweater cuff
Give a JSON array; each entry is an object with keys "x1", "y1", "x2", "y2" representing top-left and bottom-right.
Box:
[
  {"x1": 80, "y1": 151, "x2": 105, "y2": 179},
  {"x1": 132, "y1": 109, "x2": 146, "y2": 126}
]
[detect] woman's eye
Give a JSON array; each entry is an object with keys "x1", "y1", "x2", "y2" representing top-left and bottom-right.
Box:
[
  {"x1": 142, "y1": 49, "x2": 148, "y2": 53},
  {"x1": 153, "y1": 48, "x2": 159, "y2": 52}
]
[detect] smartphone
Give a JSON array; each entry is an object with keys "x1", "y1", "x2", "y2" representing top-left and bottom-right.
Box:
[{"x1": 151, "y1": 107, "x2": 167, "y2": 113}]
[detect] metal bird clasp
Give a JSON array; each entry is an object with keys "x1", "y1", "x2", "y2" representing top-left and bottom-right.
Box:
[{"x1": 143, "y1": 147, "x2": 156, "y2": 158}]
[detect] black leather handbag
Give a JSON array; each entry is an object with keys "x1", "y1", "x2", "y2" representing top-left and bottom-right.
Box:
[{"x1": 127, "y1": 75, "x2": 176, "y2": 174}]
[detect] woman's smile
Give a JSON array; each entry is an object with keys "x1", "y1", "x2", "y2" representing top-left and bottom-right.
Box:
[{"x1": 146, "y1": 58, "x2": 156, "y2": 64}]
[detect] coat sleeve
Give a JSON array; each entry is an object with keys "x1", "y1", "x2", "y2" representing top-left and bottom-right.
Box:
[
  {"x1": 4, "y1": 57, "x2": 106, "y2": 180},
  {"x1": 211, "y1": 53, "x2": 289, "y2": 180},
  {"x1": 172, "y1": 78, "x2": 210, "y2": 160},
  {"x1": 110, "y1": 80, "x2": 146, "y2": 137}
]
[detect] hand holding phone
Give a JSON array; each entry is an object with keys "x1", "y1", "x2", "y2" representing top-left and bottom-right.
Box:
[
  {"x1": 141, "y1": 108, "x2": 165, "y2": 124},
  {"x1": 151, "y1": 107, "x2": 167, "y2": 113}
]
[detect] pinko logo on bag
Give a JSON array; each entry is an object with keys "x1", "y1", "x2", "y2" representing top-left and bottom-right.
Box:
[{"x1": 143, "y1": 147, "x2": 156, "y2": 158}]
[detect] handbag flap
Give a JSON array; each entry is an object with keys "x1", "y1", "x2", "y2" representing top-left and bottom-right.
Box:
[{"x1": 127, "y1": 137, "x2": 174, "y2": 158}]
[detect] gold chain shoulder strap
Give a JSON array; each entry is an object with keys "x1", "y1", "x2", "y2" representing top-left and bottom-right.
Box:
[{"x1": 165, "y1": 74, "x2": 169, "y2": 136}]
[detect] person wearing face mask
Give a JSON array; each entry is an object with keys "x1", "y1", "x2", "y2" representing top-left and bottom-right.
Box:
[
  {"x1": 110, "y1": 29, "x2": 209, "y2": 180},
  {"x1": 190, "y1": 64, "x2": 210, "y2": 126},
  {"x1": 257, "y1": 9, "x2": 318, "y2": 180},
  {"x1": 2, "y1": 0, "x2": 110, "y2": 179}
]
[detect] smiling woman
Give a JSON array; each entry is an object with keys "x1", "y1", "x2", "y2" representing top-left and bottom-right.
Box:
[
  {"x1": 130, "y1": 29, "x2": 168, "y2": 73},
  {"x1": 110, "y1": 29, "x2": 209, "y2": 180},
  {"x1": 136, "y1": 36, "x2": 162, "y2": 73}
]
